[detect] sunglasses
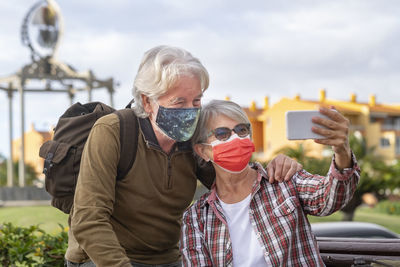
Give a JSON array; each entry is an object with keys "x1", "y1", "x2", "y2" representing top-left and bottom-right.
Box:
[{"x1": 207, "y1": 123, "x2": 251, "y2": 141}]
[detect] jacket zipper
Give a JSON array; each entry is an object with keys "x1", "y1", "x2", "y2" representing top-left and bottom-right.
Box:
[
  {"x1": 167, "y1": 155, "x2": 172, "y2": 189},
  {"x1": 146, "y1": 140, "x2": 184, "y2": 190}
]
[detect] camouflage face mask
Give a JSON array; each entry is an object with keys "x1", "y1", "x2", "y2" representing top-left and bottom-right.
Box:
[{"x1": 155, "y1": 105, "x2": 201, "y2": 142}]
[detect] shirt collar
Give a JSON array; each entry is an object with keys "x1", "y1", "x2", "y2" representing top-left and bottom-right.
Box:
[{"x1": 203, "y1": 162, "x2": 268, "y2": 208}]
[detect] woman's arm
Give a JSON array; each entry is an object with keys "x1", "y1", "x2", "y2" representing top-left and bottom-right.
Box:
[
  {"x1": 294, "y1": 153, "x2": 360, "y2": 216},
  {"x1": 295, "y1": 106, "x2": 360, "y2": 216},
  {"x1": 312, "y1": 106, "x2": 352, "y2": 170},
  {"x1": 180, "y1": 204, "x2": 213, "y2": 267}
]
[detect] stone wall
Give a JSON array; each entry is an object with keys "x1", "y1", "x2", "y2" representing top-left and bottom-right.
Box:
[{"x1": 0, "y1": 186, "x2": 51, "y2": 201}]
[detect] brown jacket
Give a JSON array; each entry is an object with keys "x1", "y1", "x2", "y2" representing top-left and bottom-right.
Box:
[{"x1": 65, "y1": 113, "x2": 198, "y2": 266}]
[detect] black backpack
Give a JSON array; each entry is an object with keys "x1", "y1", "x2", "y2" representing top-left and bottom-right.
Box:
[{"x1": 39, "y1": 102, "x2": 138, "y2": 214}]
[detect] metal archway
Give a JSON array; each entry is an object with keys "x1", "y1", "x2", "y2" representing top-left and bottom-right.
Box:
[{"x1": 0, "y1": 0, "x2": 116, "y2": 187}]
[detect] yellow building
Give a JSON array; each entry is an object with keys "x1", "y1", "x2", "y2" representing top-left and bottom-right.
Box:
[
  {"x1": 11, "y1": 90, "x2": 400, "y2": 176},
  {"x1": 12, "y1": 124, "x2": 53, "y2": 175},
  {"x1": 245, "y1": 90, "x2": 400, "y2": 162}
]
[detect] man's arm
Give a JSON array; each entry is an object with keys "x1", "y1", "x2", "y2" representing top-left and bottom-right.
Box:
[
  {"x1": 71, "y1": 117, "x2": 131, "y2": 267},
  {"x1": 196, "y1": 155, "x2": 303, "y2": 189}
]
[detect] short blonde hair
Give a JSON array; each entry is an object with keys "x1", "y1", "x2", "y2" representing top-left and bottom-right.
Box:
[{"x1": 132, "y1": 45, "x2": 209, "y2": 118}]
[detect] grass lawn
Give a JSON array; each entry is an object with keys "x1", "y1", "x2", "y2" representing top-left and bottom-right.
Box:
[
  {"x1": 308, "y1": 206, "x2": 400, "y2": 234},
  {"x1": 0, "y1": 205, "x2": 68, "y2": 234},
  {"x1": 0, "y1": 205, "x2": 399, "y2": 235}
]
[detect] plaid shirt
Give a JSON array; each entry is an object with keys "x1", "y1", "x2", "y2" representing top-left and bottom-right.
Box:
[{"x1": 180, "y1": 154, "x2": 360, "y2": 266}]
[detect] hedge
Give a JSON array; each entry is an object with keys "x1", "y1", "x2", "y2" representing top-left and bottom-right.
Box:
[
  {"x1": 0, "y1": 223, "x2": 67, "y2": 266},
  {"x1": 374, "y1": 200, "x2": 400, "y2": 216}
]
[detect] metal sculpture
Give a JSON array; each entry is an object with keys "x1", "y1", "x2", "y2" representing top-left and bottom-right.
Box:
[{"x1": 0, "y1": 0, "x2": 116, "y2": 187}]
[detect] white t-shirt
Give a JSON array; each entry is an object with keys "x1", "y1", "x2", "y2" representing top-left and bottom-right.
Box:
[{"x1": 218, "y1": 194, "x2": 267, "y2": 267}]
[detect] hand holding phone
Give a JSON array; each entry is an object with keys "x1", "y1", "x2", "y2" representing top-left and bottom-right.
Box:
[
  {"x1": 286, "y1": 110, "x2": 329, "y2": 140},
  {"x1": 286, "y1": 108, "x2": 352, "y2": 169}
]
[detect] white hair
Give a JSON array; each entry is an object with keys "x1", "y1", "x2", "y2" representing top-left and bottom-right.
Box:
[
  {"x1": 192, "y1": 99, "x2": 251, "y2": 146},
  {"x1": 132, "y1": 45, "x2": 209, "y2": 118}
]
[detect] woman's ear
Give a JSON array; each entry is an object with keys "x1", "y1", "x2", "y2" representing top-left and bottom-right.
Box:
[
  {"x1": 194, "y1": 144, "x2": 211, "y2": 162},
  {"x1": 141, "y1": 94, "x2": 153, "y2": 114}
]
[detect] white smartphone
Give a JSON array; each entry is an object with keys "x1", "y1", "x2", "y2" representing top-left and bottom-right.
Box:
[{"x1": 286, "y1": 110, "x2": 328, "y2": 140}]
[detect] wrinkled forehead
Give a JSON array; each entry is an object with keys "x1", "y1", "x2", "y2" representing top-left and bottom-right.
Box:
[{"x1": 158, "y1": 75, "x2": 203, "y2": 101}]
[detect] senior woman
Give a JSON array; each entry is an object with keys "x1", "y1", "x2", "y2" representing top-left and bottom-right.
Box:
[{"x1": 180, "y1": 100, "x2": 360, "y2": 266}]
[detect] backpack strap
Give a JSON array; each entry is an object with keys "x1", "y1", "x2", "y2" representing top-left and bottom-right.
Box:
[{"x1": 115, "y1": 108, "x2": 139, "y2": 180}]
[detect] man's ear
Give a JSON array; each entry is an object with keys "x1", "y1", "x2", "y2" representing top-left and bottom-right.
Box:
[
  {"x1": 194, "y1": 144, "x2": 210, "y2": 162},
  {"x1": 141, "y1": 94, "x2": 153, "y2": 114}
]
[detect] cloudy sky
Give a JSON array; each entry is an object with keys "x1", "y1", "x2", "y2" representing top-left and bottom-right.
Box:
[{"x1": 0, "y1": 0, "x2": 399, "y2": 157}]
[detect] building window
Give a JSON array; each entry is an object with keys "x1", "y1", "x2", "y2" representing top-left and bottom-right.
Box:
[
  {"x1": 382, "y1": 116, "x2": 400, "y2": 130},
  {"x1": 395, "y1": 118, "x2": 400, "y2": 130},
  {"x1": 383, "y1": 118, "x2": 391, "y2": 130},
  {"x1": 380, "y1": 138, "x2": 390, "y2": 148}
]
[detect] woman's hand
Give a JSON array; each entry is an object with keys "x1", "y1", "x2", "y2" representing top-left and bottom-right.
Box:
[
  {"x1": 311, "y1": 106, "x2": 352, "y2": 170},
  {"x1": 266, "y1": 154, "x2": 303, "y2": 183}
]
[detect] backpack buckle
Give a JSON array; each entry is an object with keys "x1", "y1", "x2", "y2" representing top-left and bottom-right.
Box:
[{"x1": 43, "y1": 153, "x2": 54, "y2": 175}]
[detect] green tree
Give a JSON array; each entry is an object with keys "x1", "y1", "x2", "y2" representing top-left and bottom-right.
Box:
[
  {"x1": 0, "y1": 154, "x2": 39, "y2": 186},
  {"x1": 341, "y1": 134, "x2": 400, "y2": 220}
]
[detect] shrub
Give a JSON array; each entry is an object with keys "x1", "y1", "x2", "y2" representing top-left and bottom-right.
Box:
[
  {"x1": 374, "y1": 200, "x2": 400, "y2": 216},
  {"x1": 0, "y1": 222, "x2": 67, "y2": 266}
]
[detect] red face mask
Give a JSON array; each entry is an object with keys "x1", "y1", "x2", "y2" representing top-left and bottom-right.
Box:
[{"x1": 209, "y1": 134, "x2": 255, "y2": 173}]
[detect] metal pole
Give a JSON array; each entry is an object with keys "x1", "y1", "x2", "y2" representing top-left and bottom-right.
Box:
[
  {"x1": 109, "y1": 87, "x2": 114, "y2": 108},
  {"x1": 7, "y1": 83, "x2": 14, "y2": 187},
  {"x1": 107, "y1": 78, "x2": 114, "y2": 108},
  {"x1": 88, "y1": 70, "x2": 93, "y2": 102},
  {"x1": 109, "y1": 91, "x2": 114, "y2": 108},
  {"x1": 18, "y1": 80, "x2": 25, "y2": 187},
  {"x1": 68, "y1": 85, "x2": 74, "y2": 106}
]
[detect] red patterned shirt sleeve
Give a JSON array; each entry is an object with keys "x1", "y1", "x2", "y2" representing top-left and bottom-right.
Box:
[
  {"x1": 294, "y1": 152, "x2": 360, "y2": 216},
  {"x1": 180, "y1": 201, "x2": 213, "y2": 267}
]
